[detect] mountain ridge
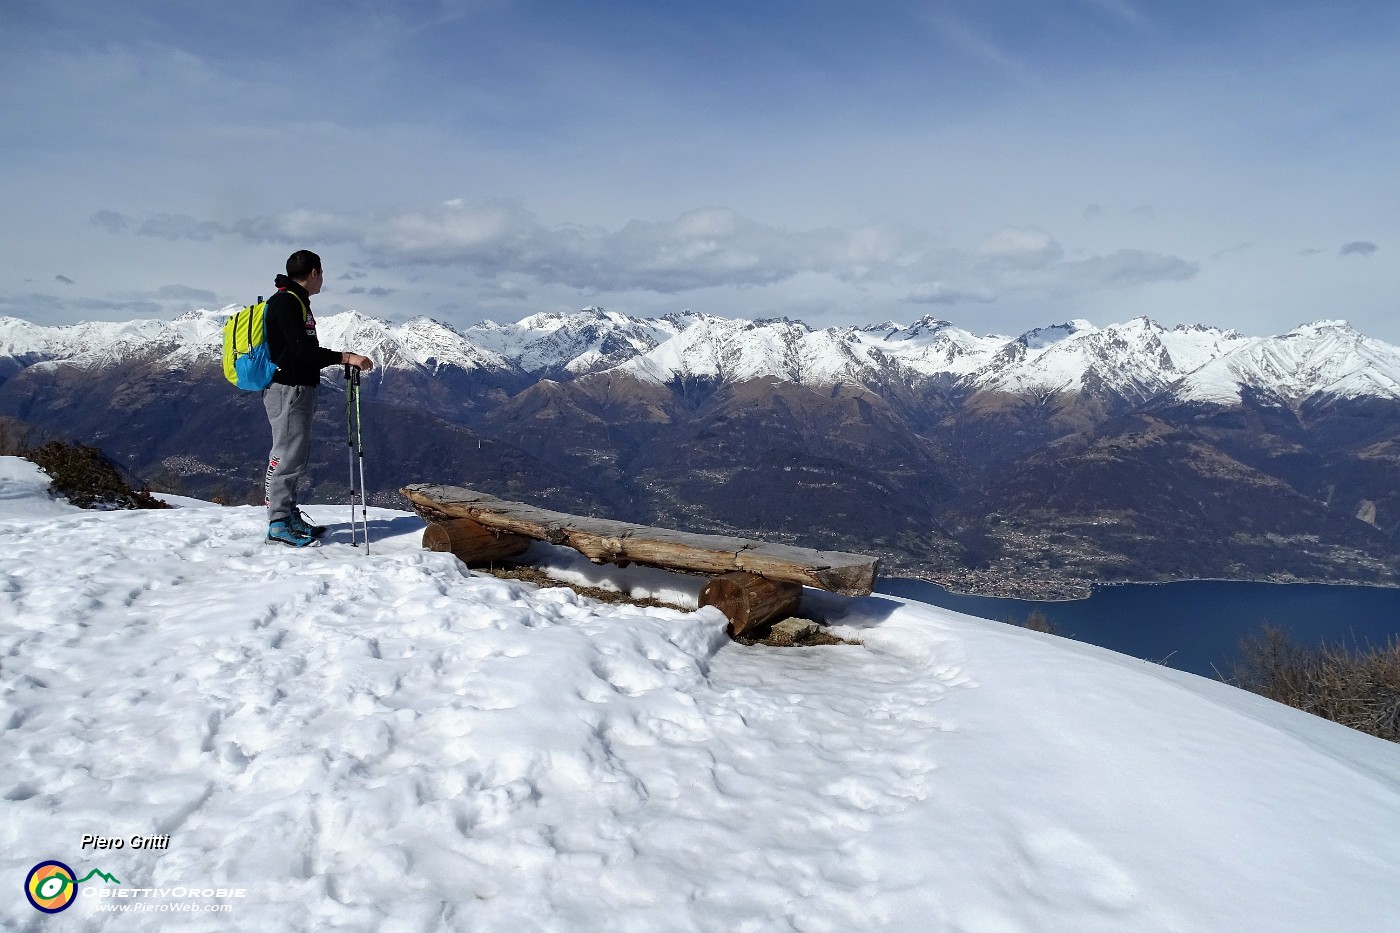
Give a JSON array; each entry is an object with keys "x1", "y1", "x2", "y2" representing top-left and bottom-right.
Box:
[{"x1": 8, "y1": 308, "x2": 1397, "y2": 407}]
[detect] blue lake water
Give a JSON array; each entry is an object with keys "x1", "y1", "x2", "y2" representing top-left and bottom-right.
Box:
[{"x1": 877, "y1": 578, "x2": 1400, "y2": 678}]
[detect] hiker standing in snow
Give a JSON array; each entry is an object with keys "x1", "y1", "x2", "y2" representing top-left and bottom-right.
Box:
[{"x1": 263, "y1": 249, "x2": 375, "y2": 547}]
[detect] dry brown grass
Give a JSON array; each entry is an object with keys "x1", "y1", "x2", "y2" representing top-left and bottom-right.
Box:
[
  {"x1": 1021, "y1": 609, "x2": 1059, "y2": 635},
  {"x1": 999, "y1": 608, "x2": 1060, "y2": 635},
  {"x1": 1230, "y1": 625, "x2": 1400, "y2": 742}
]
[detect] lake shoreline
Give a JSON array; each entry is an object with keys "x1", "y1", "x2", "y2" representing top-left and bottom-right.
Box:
[{"x1": 897, "y1": 570, "x2": 1400, "y2": 602}]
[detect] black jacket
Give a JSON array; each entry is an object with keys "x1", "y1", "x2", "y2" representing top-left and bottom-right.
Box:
[{"x1": 265, "y1": 280, "x2": 340, "y2": 386}]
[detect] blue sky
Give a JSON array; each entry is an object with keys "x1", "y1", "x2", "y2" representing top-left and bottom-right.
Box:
[{"x1": 3, "y1": 0, "x2": 1398, "y2": 340}]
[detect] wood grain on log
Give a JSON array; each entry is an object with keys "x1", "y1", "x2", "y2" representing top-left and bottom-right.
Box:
[
  {"x1": 422, "y1": 517, "x2": 531, "y2": 566},
  {"x1": 402, "y1": 484, "x2": 878, "y2": 596},
  {"x1": 700, "y1": 572, "x2": 803, "y2": 637}
]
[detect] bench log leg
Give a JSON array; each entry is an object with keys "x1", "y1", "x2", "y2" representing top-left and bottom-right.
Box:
[
  {"x1": 424, "y1": 518, "x2": 532, "y2": 566},
  {"x1": 700, "y1": 571, "x2": 803, "y2": 638}
]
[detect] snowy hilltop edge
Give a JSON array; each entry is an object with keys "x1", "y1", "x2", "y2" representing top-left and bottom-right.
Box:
[
  {"x1": 3, "y1": 456, "x2": 1400, "y2": 932},
  {"x1": 4, "y1": 308, "x2": 1400, "y2": 402}
]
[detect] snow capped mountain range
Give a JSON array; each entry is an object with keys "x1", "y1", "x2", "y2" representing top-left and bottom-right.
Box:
[
  {"x1": 3, "y1": 307, "x2": 1400, "y2": 406},
  {"x1": 1172, "y1": 321, "x2": 1400, "y2": 406},
  {"x1": 463, "y1": 309, "x2": 688, "y2": 378}
]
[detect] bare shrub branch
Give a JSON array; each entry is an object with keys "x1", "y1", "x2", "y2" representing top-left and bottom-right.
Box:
[{"x1": 1230, "y1": 625, "x2": 1400, "y2": 742}]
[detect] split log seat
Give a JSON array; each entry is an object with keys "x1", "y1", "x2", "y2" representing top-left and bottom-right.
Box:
[{"x1": 401, "y1": 483, "x2": 879, "y2": 636}]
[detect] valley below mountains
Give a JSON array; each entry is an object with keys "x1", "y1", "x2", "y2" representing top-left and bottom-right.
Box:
[{"x1": 3, "y1": 308, "x2": 1399, "y2": 597}]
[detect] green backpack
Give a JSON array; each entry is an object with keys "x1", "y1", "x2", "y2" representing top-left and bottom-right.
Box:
[{"x1": 222, "y1": 291, "x2": 306, "y2": 390}]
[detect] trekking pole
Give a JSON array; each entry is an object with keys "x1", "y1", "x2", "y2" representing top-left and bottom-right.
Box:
[
  {"x1": 345, "y1": 365, "x2": 360, "y2": 547},
  {"x1": 353, "y1": 366, "x2": 370, "y2": 554}
]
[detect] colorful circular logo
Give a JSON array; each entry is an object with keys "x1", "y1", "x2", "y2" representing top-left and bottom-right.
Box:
[{"x1": 25, "y1": 861, "x2": 78, "y2": 913}]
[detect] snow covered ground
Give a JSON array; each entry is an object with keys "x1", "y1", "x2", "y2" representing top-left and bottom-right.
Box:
[{"x1": 3, "y1": 455, "x2": 1400, "y2": 932}]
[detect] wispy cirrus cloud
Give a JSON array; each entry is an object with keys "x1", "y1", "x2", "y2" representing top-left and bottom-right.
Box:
[{"x1": 1077, "y1": 0, "x2": 1150, "y2": 30}]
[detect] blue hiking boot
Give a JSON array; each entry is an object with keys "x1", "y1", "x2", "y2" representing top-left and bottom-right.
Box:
[
  {"x1": 287, "y1": 508, "x2": 327, "y2": 538},
  {"x1": 267, "y1": 518, "x2": 316, "y2": 548}
]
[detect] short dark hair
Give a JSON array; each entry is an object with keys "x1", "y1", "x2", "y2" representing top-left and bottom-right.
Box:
[{"x1": 286, "y1": 250, "x2": 322, "y2": 280}]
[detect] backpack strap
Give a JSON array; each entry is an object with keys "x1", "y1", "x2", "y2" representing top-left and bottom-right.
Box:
[
  {"x1": 275, "y1": 287, "x2": 309, "y2": 320},
  {"x1": 267, "y1": 289, "x2": 310, "y2": 370}
]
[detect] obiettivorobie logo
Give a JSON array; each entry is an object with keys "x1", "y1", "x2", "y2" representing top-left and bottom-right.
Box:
[
  {"x1": 25, "y1": 835, "x2": 247, "y2": 916},
  {"x1": 24, "y1": 860, "x2": 121, "y2": 913}
]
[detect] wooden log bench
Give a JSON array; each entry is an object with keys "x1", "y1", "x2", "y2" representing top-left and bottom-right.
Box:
[{"x1": 400, "y1": 483, "x2": 879, "y2": 637}]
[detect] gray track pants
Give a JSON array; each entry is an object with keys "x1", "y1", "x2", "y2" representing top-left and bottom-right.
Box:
[{"x1": 264, "y1": 384, "x2": 318, "y2": 523}]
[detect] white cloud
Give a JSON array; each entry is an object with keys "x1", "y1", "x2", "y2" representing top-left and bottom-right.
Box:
[
  {"x1": 171, "y1": 202, "x2": 925, "y2": 295},
  {"x1": 89, "y1": 202, "x2": 1200, "y2": 315},
  {"x1": 137, "y1": 214, "x2": 225, "y2": 242},
  {"x1": 908, "y1": 282, "x2": 996, "y2": 306},
  {"x1": 155, "y1": 284, "x2": 219, "y2": 303},
  {"x1": 976, "y1": 226, "x2": 1064, "y2": 268},
  {"x1": 0, "y1": 292, "x2": 164, "y2": 322},
  {"x1": 1061, "y1": 249, "x2": 1198, "y2": 287}
]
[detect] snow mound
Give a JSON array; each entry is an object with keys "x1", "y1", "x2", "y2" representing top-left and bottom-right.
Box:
[
  {"x1": 2, "y1": 457, "x2": 1398, "y2": 931},
  {"x1": 0, "y1": 455, "x2": 80, "y2": 519}
]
